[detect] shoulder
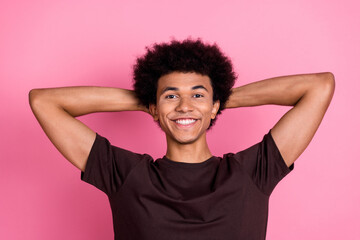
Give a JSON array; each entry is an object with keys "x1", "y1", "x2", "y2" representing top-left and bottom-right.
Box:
[
  {"x1": 220, "y1": 130, "x2": 288, "y2": 169},
  {"x1": 90, "y1": 133, "x2": 154, "y2": 165}
]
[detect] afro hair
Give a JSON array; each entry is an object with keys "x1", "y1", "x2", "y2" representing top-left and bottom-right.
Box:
[{"x1": 133, "y1": 38, "x2": 236, "y2": 128}]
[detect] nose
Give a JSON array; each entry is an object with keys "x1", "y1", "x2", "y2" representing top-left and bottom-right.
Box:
[{"x1": 175, "y1": 97, "x2": 194, "y2": 113}]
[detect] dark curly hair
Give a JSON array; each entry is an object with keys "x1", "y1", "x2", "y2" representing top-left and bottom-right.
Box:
[{"x1": 133, "y1": 38, "x2": 236, "y2": 128}]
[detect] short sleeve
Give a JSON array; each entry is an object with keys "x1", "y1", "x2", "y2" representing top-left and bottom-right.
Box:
[
  {"x1": 80, "y1": 133, "x2": 145, "y2": 196},
  {"x1": 234, "y1": 129, "x2": 294, "y2": 196}
]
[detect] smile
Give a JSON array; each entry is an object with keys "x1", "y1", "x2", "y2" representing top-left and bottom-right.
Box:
[{"x1": 174, "y1": 118, "x2": 197, "y2": 126}]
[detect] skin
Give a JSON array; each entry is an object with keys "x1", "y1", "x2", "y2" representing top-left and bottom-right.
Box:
[
  {"x1": 29, "y1": 87, "x2": 146, "y2": 171},
  {"x1": 29, "y1": 71, "x2": 335, "y2": 171},
  {"x1": 149, "y1": 72, "x2": 220, "y2": 163},
  {"x1": 226, "y1": 72, "x2": 335, "y2": 167}
]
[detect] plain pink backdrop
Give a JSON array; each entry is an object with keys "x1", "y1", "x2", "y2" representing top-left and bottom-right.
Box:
[{"x1": 1, "y1": 0, "x2": 359, "y2": 239}]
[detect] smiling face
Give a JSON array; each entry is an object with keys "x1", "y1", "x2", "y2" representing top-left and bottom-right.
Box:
[{"x1": 149, "y1": 72, "x2": 220, "y2": 145}]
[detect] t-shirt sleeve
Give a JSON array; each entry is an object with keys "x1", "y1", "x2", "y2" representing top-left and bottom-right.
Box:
[
  {"x1": 234, "y1": 129, "x2": 294, "y2": 196},
  {"x1": 80, "y1": 133, "x2": 145, "y2": 196}
]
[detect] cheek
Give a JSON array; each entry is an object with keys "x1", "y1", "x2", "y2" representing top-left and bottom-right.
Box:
[
  {"x1": 201, "y1": 103, "x2": 216, "y2": 115},
  {"x1": 156, "y1": 104, "x2": 172, "y2": 126},
  {"x1": 157, "y1": 103, "x2": 172, "y2": 116}
]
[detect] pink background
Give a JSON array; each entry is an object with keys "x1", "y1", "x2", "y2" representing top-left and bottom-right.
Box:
[{"x1": 1, "y1": 0, "x2": 359, "y2": 239}]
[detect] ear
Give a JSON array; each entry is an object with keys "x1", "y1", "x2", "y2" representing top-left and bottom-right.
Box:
[
  {"x1": 211, "y1": 100, "x2": 220, "y2": 119},
  {"x1": 149, "y1": 104, "x2": 159, "y2": 121}
]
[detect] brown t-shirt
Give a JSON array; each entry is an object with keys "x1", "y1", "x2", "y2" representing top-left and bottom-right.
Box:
[{"x1": 81, "y1": 130, "x2": 293, "y2": 240}]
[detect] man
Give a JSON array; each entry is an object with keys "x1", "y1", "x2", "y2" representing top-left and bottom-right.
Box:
[{"x1": 29, "y1": 38, "x2": 335, "y2": 239}]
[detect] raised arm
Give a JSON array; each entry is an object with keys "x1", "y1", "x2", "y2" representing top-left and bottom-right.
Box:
[
  {"x1": 226, "y1": 72, "x2": 335, "y2": 167},
  {"x1": 29, "y1": 86, "x2": 148, "y2": 171}
]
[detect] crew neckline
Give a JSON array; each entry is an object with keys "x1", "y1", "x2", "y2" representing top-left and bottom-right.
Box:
[{"x1": 160, "y1": 156, "x2": 218, "y2": 169}]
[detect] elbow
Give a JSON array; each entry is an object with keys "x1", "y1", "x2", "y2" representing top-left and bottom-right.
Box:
[
  {"x1": 323, "y1": 72, "x2": 335, "y2": 88},
  {"x1": 29, "y1": 89, "x2": 37, "y2": 107},
  {"x1": 312, "y1": 72, "x2": 335, "y2": 104},
  {"x1": 317, "y1": 72, "x2": 336, "y2": 95},
  {"x1": 29, "y1": 89, "x2": 39, "y2": 106},
  {"x1": 28, "y1": 88, "x2": 46, "y2": 109}
]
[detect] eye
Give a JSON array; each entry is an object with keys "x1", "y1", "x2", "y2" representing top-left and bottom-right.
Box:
[
  {"x1": 165, "y1": 94, "x2": 177, "y2": 99},
  {"x1": 193, "y1": 93, "x2": 204, "y2": 98}
]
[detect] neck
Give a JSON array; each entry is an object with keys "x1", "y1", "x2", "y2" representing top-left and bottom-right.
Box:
[{"x1": 165, "y1": 134, "x2": 213, "y2": 163}]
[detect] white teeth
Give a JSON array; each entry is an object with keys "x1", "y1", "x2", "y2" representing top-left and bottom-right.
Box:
[{"x1": 175, "y1": 119, "x2": 196, "y2": 125}]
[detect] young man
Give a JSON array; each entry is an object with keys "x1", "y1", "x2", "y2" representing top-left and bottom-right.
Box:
[{"x1": 29, "y1": 39, "x2": 335, "y2": 239}]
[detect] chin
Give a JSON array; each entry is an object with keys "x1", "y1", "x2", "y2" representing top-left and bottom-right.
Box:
[
  {"x1": 175, "y1": 138, "x2": 197, "y2": 145},
  {"x1": 170, "y1": 133, "x2": 203, "y2": 145}
]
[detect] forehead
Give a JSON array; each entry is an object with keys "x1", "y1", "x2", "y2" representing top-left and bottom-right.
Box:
[{"x1": 157, "y1": 72, "x2": 212, "y2": 93}]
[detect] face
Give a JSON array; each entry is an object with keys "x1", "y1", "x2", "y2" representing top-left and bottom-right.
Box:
[{"x1": 149, "y1": 72, "x2": 220, "y2": 145}]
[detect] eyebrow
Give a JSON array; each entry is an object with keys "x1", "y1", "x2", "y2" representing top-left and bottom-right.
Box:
[{"x1": 161, "y1": 85, "x2": 209, "y2": 94}]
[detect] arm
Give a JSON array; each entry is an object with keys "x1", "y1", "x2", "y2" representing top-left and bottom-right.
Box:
[
  {"x1": 226, "y1": 72, "x2": 335, "y2": 167},
  {"x1": 29, "y1": 86, "x2": 148, "y2": 171}
]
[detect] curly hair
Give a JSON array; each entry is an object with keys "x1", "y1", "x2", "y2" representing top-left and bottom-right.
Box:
[{"x1": 133, "y1": 38, "x2": 236, "y2": 128}]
